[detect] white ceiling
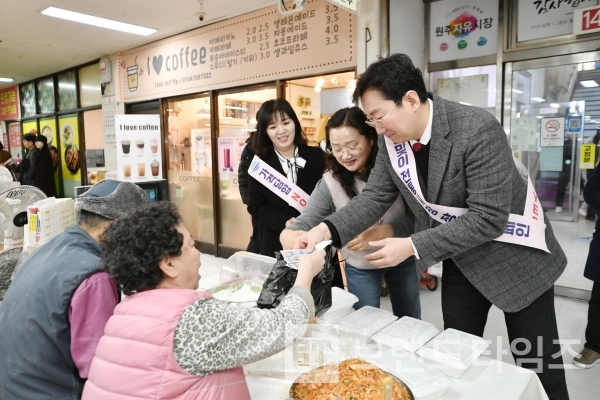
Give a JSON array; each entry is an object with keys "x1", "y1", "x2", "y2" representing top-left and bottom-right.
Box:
[{"x1": 0, "y1": 0, "x2": 276, "y2": 90}]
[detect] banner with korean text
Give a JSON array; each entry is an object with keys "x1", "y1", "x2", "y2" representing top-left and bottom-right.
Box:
[
  {"x1": 0, "y1": 86, "x2": 19, "y2": 121},
  {"x1": 117, "y1": 0, "x2": 354, "y2": 102},
  {"x1": 429, "y1": 0, "x2": 498, "y2": 63}
]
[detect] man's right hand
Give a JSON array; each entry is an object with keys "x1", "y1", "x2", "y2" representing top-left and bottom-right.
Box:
[{"x1": 293, "y1": 222, "x2": 331, "y2": 252}]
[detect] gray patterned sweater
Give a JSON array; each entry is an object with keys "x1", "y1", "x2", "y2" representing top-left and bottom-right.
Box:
[{"x1": 173, "y1": 286, "x2": 314, "y2": 375}]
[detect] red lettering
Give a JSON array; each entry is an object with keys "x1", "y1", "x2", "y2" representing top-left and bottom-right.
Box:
[
  {"x1": 299, "y1": 198, "x2": 307, "y2": 207},
  {"x1": 291, "y1": 192, "x2": 300, "y2": 202}
]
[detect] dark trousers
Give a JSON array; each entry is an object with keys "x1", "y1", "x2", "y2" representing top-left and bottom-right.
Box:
[
  {"x1": 246, "y1": 217, "x2": 260, "y2": 254},
  {"x1": 441, "y1": 260, "x2": 569, "y2": 400},
  {"x1": 585, "y1": 281, "x2": 600, "y2": 353},
  {"x1": 556, "y1": 170, "x2": 570, "y2": 208}
]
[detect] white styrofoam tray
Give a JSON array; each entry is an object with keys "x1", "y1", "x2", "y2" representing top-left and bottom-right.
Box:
[
  {"x1": 416, "y1": 328, "x2": 489, "y2": 378},
  {"x1": 312, "y1": 308, "x2": 354, "y2": 333},
  {"x1": 371, "y1": 316, "x2": 440, "y2": 353},
  {"x1": 245, "y1": 375, "x2": 292, "y2": 400},
  {"x1": 318, "y1": 287, "x2": 358, "y2": 321},
  {"x1": 337, "y1": 306, "x2": 398, "y2": 345}
]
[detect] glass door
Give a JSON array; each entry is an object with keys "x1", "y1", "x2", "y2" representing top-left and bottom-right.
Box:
[
  {"x1": 165, "y1": 95, "x2": 215, "y2": 247},
  {"x1": 216, "y1": 86, "x2": 276, "y2": 256},
  {"x1": 505, "y1": 54, "x2": 600, "y2": 297}
]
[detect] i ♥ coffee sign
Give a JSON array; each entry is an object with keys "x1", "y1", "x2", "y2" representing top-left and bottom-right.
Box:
[
  {"x1": 116, "y1": 0, "x2": 354, "y2": 102},
  {"x1": 115, "y1": 114, "x2": 163, "y2": 182}
]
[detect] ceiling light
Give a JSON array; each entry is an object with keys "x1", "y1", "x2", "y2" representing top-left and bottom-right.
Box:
[
  {"x1": 331, "y1": 77, "x2": 338, "y2": 85},
  {"x1": 531, "y1": 97, "x2": 546, "y2": 102},
  {"x1": 316, "y1": 78, "x2": 325, "y2": 87},
  {"x1": 314, "y1": 85, "x2": 322, "y2": 93},
  {"x1": 223, "y1": 106, "x2": 248, "y2": 110},
  {"x1": 512, "y1": 89, "x2": 523, "y2": 94},
  {"x1": 550, "y1": 103, "x2": 560, "y2": 108},
  {"x1": 580, "y1": 80, "x2": 599, "y2": 87},
  {"x1": 0, "y1": 77, "x2": 13, "y2": 82},
  {"x1": 41, "y1": 7, "x2": 156, "y2": 36}
]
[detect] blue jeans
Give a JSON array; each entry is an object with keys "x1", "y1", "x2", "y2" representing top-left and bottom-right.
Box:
[{"x1": 344, "y1": 256, "x2": 421, "y2": 319}]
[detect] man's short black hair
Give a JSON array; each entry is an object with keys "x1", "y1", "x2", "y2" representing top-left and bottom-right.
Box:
[{"x1": 352, "y1": 54, "x2": 429, "y2": 104}]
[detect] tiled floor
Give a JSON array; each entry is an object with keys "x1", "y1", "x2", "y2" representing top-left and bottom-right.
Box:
[
  {"x1": 550, "y1": 218, "x2": 595, "y2": 291},
  {"x1": 200, "y1": 253, "x2": 600, "y2": 400}
]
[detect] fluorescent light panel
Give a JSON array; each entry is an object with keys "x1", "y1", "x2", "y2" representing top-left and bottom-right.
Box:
[
  {"x1": 580, "y1": 80, "x2": 599, "y2": 87},
  {"x1": 41, "y1": 7, "x2": 156, "y2": 36},
  {"x1": 0, "y1": 77, "x2": 13, "y2": 82},
  {"x1": 531, "y1": 97, "x2": 546, "y2": 102}
]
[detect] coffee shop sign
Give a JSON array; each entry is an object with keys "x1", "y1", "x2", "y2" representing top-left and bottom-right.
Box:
[{"x1": 121, "y1": 43, "x2": 209, "y2": 90}]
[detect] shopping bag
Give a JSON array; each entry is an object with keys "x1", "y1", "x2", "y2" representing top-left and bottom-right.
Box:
[{"x1": 257, "y1": 246, "x2": 335, "y2": 317}]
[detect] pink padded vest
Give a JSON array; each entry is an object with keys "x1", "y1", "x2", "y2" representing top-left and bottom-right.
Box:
[{"x1": 82, "y1": 288, "x2": 251, "y2": 400}]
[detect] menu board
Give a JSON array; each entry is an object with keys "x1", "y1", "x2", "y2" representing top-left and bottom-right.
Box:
[
  {"x1": 115, "y1": 114, "x2": 163, "y2": 182},
  {"x1": 58, "y1": 114, "x2": 83, "y2": 197},
  {"x1": 117, "y1": 0, "x2": 354, "y2": 102}
]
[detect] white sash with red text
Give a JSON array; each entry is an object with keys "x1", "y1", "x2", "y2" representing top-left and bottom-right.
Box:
[
  {"x1": 384, "y1": 137, "x2": 549, "y2": 252},
  {"x1": 248, "y1": 155, "x2": 309, "y2": 212}
]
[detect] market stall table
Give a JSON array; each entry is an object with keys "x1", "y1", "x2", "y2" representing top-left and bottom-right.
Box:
[{"x1": 243, "y1": 329, "x2": 549, "y2": 400}]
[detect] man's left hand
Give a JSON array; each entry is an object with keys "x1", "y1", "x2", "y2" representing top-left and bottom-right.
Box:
[{"x1": 363, "y1": 237, "x2": 414, "y2": 268}]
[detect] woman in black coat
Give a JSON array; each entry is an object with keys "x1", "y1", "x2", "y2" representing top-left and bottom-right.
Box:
[
  {"x1": 33, "y1": 135, "x2": 57, "y2": 198},
  {"x1": 574, "y1": 163, "x2": 600, "y2": 368},
  {"x1": 247, "y1": 99, "x2": 325, "y2": 257}
]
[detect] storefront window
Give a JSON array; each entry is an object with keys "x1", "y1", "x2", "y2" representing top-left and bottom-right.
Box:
[
  {"x1": 166, "y1": 96, "x2": 215, "y2": 244},
  {"x1": 78, "y1": 64, "x2": 101, "y2": 108},
  {"x1": 57, "y1": 71, "x2": 78, "y2": 111},
  {"x1": 429, "y1": 66, "x2": 497, "y2": 117},
  {"x1": 37, "y1": 77, "x2": 55, "y2": 114},
  {"x1": 217, "y1": 87, "x2": 276, "y2": 250},
  {"x1": 20, "y1": 82, "x2": 36, "y2": 118}
]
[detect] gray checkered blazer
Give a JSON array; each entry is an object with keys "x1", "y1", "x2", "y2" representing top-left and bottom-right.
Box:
[{"x1": 327, "y1": 95, "x2": 566, "y2": 312}]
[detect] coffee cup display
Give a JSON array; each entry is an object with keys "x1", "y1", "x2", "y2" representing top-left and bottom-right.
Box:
[
  {"x1": 137, "y1": 163, "x2": 146, "y2": 177},
  {"x1": 151, "y1": 159, "x2": 160, "y2": 177},
  {"x1": 136, "y1": 140, "x2": 145, "y2": 154},
  {"x1": 123, "y1": 164, "x2": 131, "y2": 178},
  {"x1": 150, "y1": 139, "x2": 159, "y2": 154},
  {"x1": 121, "y1": 140, "x2": 131, "y2": 154}
]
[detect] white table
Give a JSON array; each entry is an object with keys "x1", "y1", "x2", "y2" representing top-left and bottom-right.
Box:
[{"x1": 243, "y1": 330, "x2": 549, "y2": 400}]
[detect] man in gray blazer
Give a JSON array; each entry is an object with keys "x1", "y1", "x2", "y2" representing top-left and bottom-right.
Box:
[{"x1": 295, "y1": 54, "x2": 569, "y2": 400}]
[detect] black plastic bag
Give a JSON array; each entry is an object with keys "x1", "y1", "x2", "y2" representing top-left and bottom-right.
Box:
[{"x1": 257, "y1": 246, "x2": 336, "y2": 317}]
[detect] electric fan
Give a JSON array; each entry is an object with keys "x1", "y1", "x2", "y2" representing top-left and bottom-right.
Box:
[{"x1": 0, "y1": 185, "x2": 47, "y2": 249}]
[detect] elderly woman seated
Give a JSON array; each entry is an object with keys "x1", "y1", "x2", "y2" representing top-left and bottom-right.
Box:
[{"x1": 83, "y1": 202, "x2": 325, "y2": 399}]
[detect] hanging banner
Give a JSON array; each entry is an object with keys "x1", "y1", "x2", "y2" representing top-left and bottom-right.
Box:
[
  {"x1": 8, "y1": 123, "x2": 21, "y2": 158},
  {"x1": 115, "y1": 114, "x2": 163, "y2": 182},
  {"x1": 580, "y1": 144, "x2": 597, "y2": 169},
  {"x1": 574, "y1": 5, "x2": 600, "y2": 35},
  {"x1": 40, "y1": 117, "x2": 61, "y2": 197},
  {"x1": 517, "y1": 0, "x2": 593, "y2": 42},
  {"x1": 540, "y1": 117, "x2": 565, "y2": 147},
  {"x1": 0, "y1": 86, "x2": 19, "y2": 120},
  {"x1": 429, "y1": 0, "x2": 498, "y2": 63},
  {"x1": 58, "y1": 114, "x2": 82, "y2": 198},
  {"x1": 116, "y1": 0, "x2": 354, "y2": 102}
]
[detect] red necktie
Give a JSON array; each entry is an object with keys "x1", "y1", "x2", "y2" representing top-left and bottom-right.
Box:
[{"x1": 412, "y1": 142, "x2": 424, "y2": 152}]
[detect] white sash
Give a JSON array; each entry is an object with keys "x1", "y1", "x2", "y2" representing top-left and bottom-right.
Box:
[
  {"x1": 384, "y1": 137, "x2": 549, "y2": 252},
  {"x1": 248, "y1": 155, "x2": 309, "y2": 212}
]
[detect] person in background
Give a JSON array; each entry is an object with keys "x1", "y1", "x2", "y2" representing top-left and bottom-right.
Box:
[
  {"x1": 82, "y1": 201, "x2": 325, "y2": 399},
  {"x1": 294, "y1": 54, "x2": 569, "y2": 400},
  {"x1": 0, "y1": 141, "x2": 11, "y2": 165},
  {"x1": 34, "y1": 135, "x2": 57, "y2": 197},
  {"x1": 17, "y1": 132, "x2": 37, "y2": 185},
  {"x1": 238, "y1": 129, "x2": 260, "y2": 253},
  {"x1": 281, "y1": 107, "x2": 419, "y2": 318},
  {"x1": 0, "y1": 180, "x2": 148, "y2": 399},
  {"x1": 247, "y1": 98, "x2": 326, "y2": 257},
  {"x1": 573, "y1": 159, "x2": 600, "y2": 369},
  {"x1": 50, "y1": 145, "x2": 60, "y2": 172}
]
